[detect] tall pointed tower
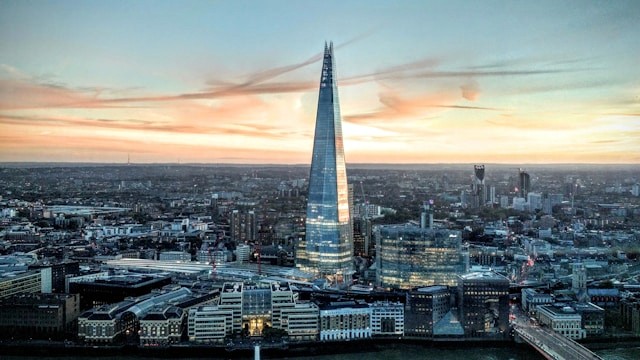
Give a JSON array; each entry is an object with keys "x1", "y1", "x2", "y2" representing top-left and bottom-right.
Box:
[{"x1": 297, "y1": 42, "x2": 353, "y2": 282}]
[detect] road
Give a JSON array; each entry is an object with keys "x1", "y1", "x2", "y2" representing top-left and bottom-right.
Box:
[{"x1": 511, "y1": 306, "x2": 602, "y2": 360}]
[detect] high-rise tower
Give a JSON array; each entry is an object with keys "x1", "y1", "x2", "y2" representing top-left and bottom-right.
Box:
[
  {"x1": 472, "y1": 165, "x2": 485, "y2": 208},
  {"x1": 518, "y1": 168, "x2": 531, "y2": 199},
  {"x1": 297, "y1": 42, "x2": 353, "y2": 282}
]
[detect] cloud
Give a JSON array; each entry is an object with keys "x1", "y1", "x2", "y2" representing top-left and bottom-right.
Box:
[
  {"x1": 345, "y1": 89, "x2": 500, "y2": 124},
  {"x1": 460, "y1": 79, "x2": 480, "y2": 101}
]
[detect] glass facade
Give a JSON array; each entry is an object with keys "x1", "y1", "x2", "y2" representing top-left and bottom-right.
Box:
[
  {"x1": 376, "y1": 226, "x2": 467, "y2": 289},
  {"x1": 298, "y1": 42, "x2": 353, "y2": 280}
]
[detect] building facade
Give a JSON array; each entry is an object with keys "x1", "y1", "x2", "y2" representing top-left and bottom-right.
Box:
[
  {"x1": 0, "y1": 293, "x2": 80, "y2": 339},
  {"x1": 370, "y1": 301, "x2": 404, "y2": 336},
  {"x1": 187, "y1": 281, "x2": 318, "y2": 343},
  {"x1": 405, "y1": 286, "x2": 451, "y2": 337},
  {"x1": 376, "y1": 226, "x2": 467, "y2": 289},
  {"x1": 458, "y1": 272, "x2": 510, "y2": 337},
  {"x1": 319, "y1": 301, "x2": 371, "y2": 341},
  {"x1": 298, "y1": 42, "x2": 353, "y2": 282},
  {"x1": 536, "y1": 305, "x2": 586, "y2": 340}
]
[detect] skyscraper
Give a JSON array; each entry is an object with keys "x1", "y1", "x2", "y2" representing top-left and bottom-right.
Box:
[
  {"x1": 297, "y1": 42, "x2": 353, "y2": 282},
  {"x1": 472, "y1": 165, "x2": 485, "y2": 208},
  {"x1": 518, "y1": 168, "x2": 531, "y2": 199}
]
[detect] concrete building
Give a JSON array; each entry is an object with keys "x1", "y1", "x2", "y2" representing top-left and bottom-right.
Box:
[
  {"x1": 188, "y1": 305, "x2": 234, "y2": 343},
  {"x1": 187, "y1": 281, "x2": 318, "y2": 343},
  {"x1": 0, "y1": 268, "x2": 51, "y2": 299},
  {"x1": 280, "y1": 302, "x2": 319, "y2": 341},
  {"x1": 29, "y1": 261, "x2": 80, "y2": 293},
  {"x1": 370, "y1": 301, "x2": 404, "y2": 336},
  {"x1": 319, "y1": 301, "x2": 371, "y2": 341},
  {"x1": 230, "y1": 210, "x2": 257, "y2": 243},
  {"x1": 537, "y1": 304, "x2": 586, "y2": 340},
  {"x1": 0, "y1": 293, "x2": 80, "y2": 339}
]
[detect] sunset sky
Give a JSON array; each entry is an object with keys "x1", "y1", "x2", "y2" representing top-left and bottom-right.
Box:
[{"x1": 1, "y1": 0, "x2": 639, "y2": 164}]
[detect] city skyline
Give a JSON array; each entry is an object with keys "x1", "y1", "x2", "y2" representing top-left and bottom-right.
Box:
[{"x1": 1, "y1": 0, "x2": 639, "y2": 164}]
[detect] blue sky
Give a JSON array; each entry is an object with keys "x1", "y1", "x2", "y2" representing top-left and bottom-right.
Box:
[{"x1": 1, "y1": 0, "x2": 639, "y2": 163}]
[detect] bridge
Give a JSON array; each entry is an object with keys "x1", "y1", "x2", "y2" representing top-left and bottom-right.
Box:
[{"x1": 514, "y1": 323, "x2": 602, "y2": 360}]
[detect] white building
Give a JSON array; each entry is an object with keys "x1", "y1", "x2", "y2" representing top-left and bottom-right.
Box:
[
  {"x1": 188, "y1": 305, "x2": 234, "y2": 344},
  {"x1": 235, "y1": 244, "x2": 251, "y2": 264},
  {"x1": 536, "y1": 305, "x2": 586, "y2": 340},
  {"x1": 370, "y1": 301, "x2": 404, "y2": 336},
  {"x1": 319, "y1": 301, "x2": 372, "y2": 341},
  {"x1": 281, "y1": 302, "x2": 319, "y2": 341}
]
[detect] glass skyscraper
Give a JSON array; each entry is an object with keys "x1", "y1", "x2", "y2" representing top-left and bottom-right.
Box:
[
  {"x1": 375, "y1": 225, "x2": 468, "y2": 289},
  {"x1": 297, "y1": 42, "x2": 353, "y2": 282}
]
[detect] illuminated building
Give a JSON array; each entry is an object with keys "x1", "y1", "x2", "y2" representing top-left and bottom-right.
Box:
[
  {"x1": 376, "y1": 225, "x2": 467, "y2": 289},
  {"x1": 298, "y1": 42, "x2": 353, "y2": 282},
  {"x1": 458, "y1": 272, "x2": 509, "y2": 337}
]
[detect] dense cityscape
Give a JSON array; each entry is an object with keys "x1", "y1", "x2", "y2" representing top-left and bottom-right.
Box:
[
  {"x1": 2, "y1": 41, "x2": 640, "y2": 360},
  {"x1": 1, "y1": 160, "x2": 639, "y2": 357},
  {"x1": 2, "y1": 2, "x2": 640, "y2": 359}
]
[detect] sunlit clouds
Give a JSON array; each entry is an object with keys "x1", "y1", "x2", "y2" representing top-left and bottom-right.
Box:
[{"x1": 0, "y1": 0, "x2": 639, "y2": 164}]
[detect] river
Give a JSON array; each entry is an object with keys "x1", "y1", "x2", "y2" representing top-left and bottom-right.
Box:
[{"x1": 3, "y1": 345, "x2": 640, "y2": 360}]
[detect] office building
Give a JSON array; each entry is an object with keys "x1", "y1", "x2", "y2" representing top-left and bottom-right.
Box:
[
  {"x1": 518, "y1": 169, "x2": 531, "y2": 198},
  {"x1": 536, "y1": 304, "x2": 586, "y2": 340},
  {"x1": 230, "y1": 210, "x2": 257, "y2": 243},
  {"x1": 370, "y1": 301, "x2": 404, "y2": 336},
  {"x1": 458, "y1": 272, "x2": 510, "y2": 337},
  {"x1": 68, "y1": 274, "x2": 172, "y2": 310},
  {"x1": 29, "y1": 261, "x2": 80, "y2": 293},
  {"x1": 0, "y1": 268, "x2": 51, "y2": 299},
  {"x1": 472, "y1": 165, "x2": 486, "y2": 208},
  {"x1": 0, "y1": 293, "x2": 80, "y2": 339},
  {"x1": 187, "y1": 281, "x2": 318, "y2": 343},
  {"x1": 405, "y1": 286, "x2": 451, "y2": 337},
  {"x1": 319, "y1": 300, "x2": 371, "y2": 341},
  {"x1": 139, "y1": 305, "x2": 185, "y2": 346},
  {"x1": 298, "y1": 42, "x2": 353, "y2": 282},
  {"x1": 353, "y1": 217, "x2": 373, "y2": 257},
  {"x1": 376, "y1": 226, "x2": 467, "y2": 289}
]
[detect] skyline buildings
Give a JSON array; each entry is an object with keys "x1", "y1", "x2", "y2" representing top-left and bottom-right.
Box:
[{"x1": 297, "y1": 43, "x2": 353, "y2": 282}]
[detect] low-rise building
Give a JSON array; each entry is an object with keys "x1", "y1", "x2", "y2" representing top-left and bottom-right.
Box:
[
  {"x1": 319, "y1": 301, "x2": 371, "y2": 341},
  {"x1": 280, "y1": 302, "x2": 319, "y2": 341},
  {"x1": 188, "y1": 305, "x2": 234, "y2": 344},
  {"x1": 574, "y1": 302, "x2": 605, "y2": 337},
  {"x1": 370, "y1": 301, "x2": 404, "y2": 336},
  {"x1": 521, "y1": 288, "x2": 554, "y2": 313},
  {"x1": 139, "y1": 305, "x2": 185, "y2": 346},
  {"x1": 0, "y1": 293, "x2": 80, "y2": 339},
  {"x1": 537, "y1": 304, "x2": 586, "y2": 340}
]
